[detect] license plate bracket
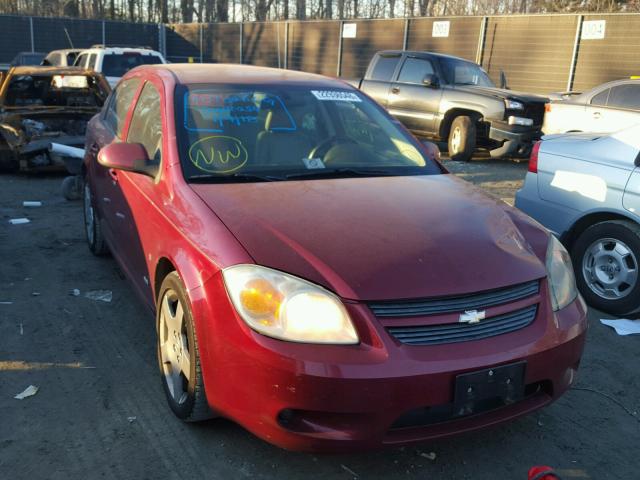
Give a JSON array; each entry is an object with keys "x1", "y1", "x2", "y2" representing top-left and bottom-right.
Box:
[{"x1": 453, "y1": 361, "x2": 526, "y2": 417}]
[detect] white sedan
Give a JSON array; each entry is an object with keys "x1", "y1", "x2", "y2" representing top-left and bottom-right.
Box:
[{"x1": 543, "y1": 79, "x2": 640, "y2": 135}]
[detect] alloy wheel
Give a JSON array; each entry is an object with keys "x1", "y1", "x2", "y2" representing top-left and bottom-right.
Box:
[
  {"x1": 582, "y1": 237, "x2": 638, "y2": 300},
  {"x1": 84, "y1": 183, "x2": 95, "y2": 246},
  {"x1": 158, "y1": 290, "x2": 191, "y2": 405},
  {"x1": 450, "y1": 127, "x2": 462, "y2": 154}
]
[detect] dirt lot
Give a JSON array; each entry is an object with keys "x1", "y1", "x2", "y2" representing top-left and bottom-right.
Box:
[{"x1": 1, "y1": 159, "x2": 639, "y2": 480}]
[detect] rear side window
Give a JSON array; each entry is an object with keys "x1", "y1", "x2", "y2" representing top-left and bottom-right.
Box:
[
  {"x1": 66, "y1": 52, "x2": 78, "y2": 66},
  {"x1": 74, "y1": 54, "x2": 88, "y2": 68},
  {"x1": 590, "y1": 88, "x2": 610, "y2": 106},
  {"x1": 102, "y1": 53, "x2": 163, "y2": 78},
  {"x1": 607, "y1": 84, "x2": 640, "y2": 110},
  {"x1": 87, "y1": 54, "x2": 97, "y2": 70},
  {"x1": 397, "y1": 57, "x2": 435, "y2": 84},
  {"x1": 127, "y1": 83, "x2": 162, "y2": 164},
  {"x1": 369, "y1": 55, "x2": 401, "y2": 82},
  {"x1": 104, "y1": 78, "x2": 141, "y2": 138}
]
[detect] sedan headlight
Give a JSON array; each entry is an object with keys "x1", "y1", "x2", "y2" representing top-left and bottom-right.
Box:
[
  {"x1": 546, "y1": 235, "x2": 578, "y2": 311},
  {"x1": 222, "y1": 264, "x2": 359, "y2": 344},
  {"x1": 505, "y1": 99, "x2": 524, "y2": 110}
]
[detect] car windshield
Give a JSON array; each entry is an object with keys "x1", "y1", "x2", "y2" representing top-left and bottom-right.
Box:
[
  {"x1": 102, "y1": 53, "x2": 163, "y2": 77},
  {"x1": 175, "y1": 84, "x2": 442, "y2": 182},
  {"x1": 3, "y1": 74, "x2": 109, "y2": 108},
  {"x1": 439, "y1": 57, "x2": 494, "y2": 87}
]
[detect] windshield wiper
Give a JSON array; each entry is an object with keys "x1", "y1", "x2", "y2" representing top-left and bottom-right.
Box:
[
  {"x1": 285, "y1": 168, "x2": 401, "y2": 180},
  {"x1": 187, "y1": 173, "x2": 283, "y2": 183}
]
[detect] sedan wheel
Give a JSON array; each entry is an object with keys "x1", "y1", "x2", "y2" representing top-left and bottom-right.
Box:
[
  {"x1": 572, "y1": 220, "x2": 640, "y2": 315},
  {"x1": 158, "y1": 290, "x2": 191, "y2": 405},
  {"x1": 156, "y1": 272, "x2": 213, "y2": 421},
  {"x1": 582, "y1": 237, "x2": 638, "y2": 301},
  {"x1": 83, "y1": 178, "x2": 108, "y2": 256}
]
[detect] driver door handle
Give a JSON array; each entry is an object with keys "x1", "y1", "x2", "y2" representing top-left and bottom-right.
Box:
[
  {"x1": 593, "y1": 111, "x2": 601, "y2": 119},
  {"x1": 391, "y1": 87, "x2": 400, "y2": 94}
]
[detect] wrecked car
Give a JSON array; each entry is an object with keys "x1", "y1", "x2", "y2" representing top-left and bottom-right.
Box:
[{"x1": 0, "y1": 66, "x2": 110, "y2": 172}]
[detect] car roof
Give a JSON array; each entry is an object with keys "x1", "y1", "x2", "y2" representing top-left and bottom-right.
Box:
[
  {"x1": 8, "y1": 66, "x2": 96, "y2": 76},
  {"x1": 46, "y1": 49, "x2": 82, "y2": 55},
  {"x1": 81, "y1": 47, "x2": 162, "y2": 54},
  {"x1": 136, "y1": 63, "x2": 347, "y2": 88},
  {"x1": 377, "y1": 50, "x2": 473, "y2": 62}
]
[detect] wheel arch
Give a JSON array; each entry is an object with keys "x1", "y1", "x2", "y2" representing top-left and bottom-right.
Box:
[
  {"x1": 439, "y1": 108, "x2": 483, "y2": 140},
  {"x1": 561, "y1": 210, "x2": 640, "y2": 250},
  {"x1": 154, "y1": 256, "x2": 177, "y2": 302}
]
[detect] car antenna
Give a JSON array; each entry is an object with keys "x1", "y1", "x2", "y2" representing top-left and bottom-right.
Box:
[{"x1": 64, "y1": 28, "x2": 75, "y2": 49}]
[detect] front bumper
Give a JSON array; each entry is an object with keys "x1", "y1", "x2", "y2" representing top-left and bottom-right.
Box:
[
  {"x1": 192, "y1": 274, "x2": 587, "y2": 452},
  {"x1": 488, "y1": 125, "x2": 542, "y2": 158}
]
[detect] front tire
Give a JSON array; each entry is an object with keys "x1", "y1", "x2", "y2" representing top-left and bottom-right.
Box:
[
  {"x1": 447, "y1": 116, "x2": 476, "y2": 162},
  {"x1": 157, "y1": 272, "x2": 213, "y2": 422},
  {"x1": 83, "y1": 178, "x2": 108, "y2": 256},
  {"x1": 571, "y1": 220, "x2": 640, "y2": 315}
]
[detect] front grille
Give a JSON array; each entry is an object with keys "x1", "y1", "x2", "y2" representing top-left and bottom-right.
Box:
[
  {"x1": 523, "y1": 102, "x2": 545, "y2": 126},
  {"x1": 387, "y1": 305, "x2": 537, "y2": 346},
  {"x1": 368, "y1": 280, "x2": 539, "y2": 318}
]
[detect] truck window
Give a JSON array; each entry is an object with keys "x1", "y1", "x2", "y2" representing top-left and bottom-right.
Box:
[
  {"x1": 369, "y1": 55, "x2": 401, "y2": 82},
  {"x1": 397, "y1": 57, "x2": 435, "y2": 84},
  {"x1": 607, "y1": 85, "x2": 640, "y2": 110},
  {"x1": 87, "y1": 54, "x2": 98, "y2": 70}
]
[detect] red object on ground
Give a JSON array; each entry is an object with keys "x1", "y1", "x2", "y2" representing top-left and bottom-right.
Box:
[{"x1": 528, "y1": 466, "x2": 559, "y2": 479}]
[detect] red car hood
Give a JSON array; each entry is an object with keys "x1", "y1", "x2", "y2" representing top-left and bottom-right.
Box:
[{"x1": 191, "y1": 174, "x2": 548, "y2": 301}]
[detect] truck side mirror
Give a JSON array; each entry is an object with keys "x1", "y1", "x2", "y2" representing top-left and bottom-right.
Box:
[
  {"x1": 500, "y1": 70, "x2": 509, "y2": 90},
  {"x1": 422, "y1": 74, "x2": 440, "y2": 89}
]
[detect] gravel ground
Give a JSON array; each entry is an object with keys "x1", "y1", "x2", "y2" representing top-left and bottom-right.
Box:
[{"x1": 1, "y1": 162, "x2": 639, "y2": 480}]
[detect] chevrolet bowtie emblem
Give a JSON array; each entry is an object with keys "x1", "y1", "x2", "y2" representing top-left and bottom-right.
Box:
[{"x1": 459, "y1": 310, "x2": 486, "y2": 324}]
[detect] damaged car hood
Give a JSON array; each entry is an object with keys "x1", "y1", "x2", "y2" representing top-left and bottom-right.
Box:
[{"x1": 191, "y1": 174, "x2": 549, "y2": 301}]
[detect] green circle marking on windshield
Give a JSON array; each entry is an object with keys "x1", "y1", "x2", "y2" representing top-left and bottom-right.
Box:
[{"x1": 188, "y1": 135, "x2": 248, "y2": 174}]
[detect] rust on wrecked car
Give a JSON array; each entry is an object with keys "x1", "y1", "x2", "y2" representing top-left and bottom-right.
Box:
[{"x1": 0, "y1": 66, "x2": 110, "y2": 171}]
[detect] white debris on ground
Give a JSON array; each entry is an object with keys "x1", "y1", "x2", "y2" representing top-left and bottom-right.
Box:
[
  {"x1": 22, "y1": 201, "x2": 42, "y2": 207},
  {"x1": 84, "y1": 290, "x2": 113, "y2": 302},
  {"x1": 14, "y1": 385, "x2": 39, "y2": 400},
  {"x1": 9, "y1": 218, "x2": 30, "y2": 225},
  {"x1": 600, "y1": 318, "x2": 640, "y2": 336}
]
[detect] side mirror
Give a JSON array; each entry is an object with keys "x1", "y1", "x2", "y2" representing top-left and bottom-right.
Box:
[
  {"x1": 500, "y1": 70, "x2": 509, "y2": 90},
  {"x1": 422, "y1": 74, "x2": 440, "y2": 89},
  {"x1": 98, "y1": 142, "x2": 158, "y2": 178}
]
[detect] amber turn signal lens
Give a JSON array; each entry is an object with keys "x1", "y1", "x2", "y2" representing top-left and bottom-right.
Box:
[{"x1": 239, "y1": 278, "x2": 283, "y2": 318}]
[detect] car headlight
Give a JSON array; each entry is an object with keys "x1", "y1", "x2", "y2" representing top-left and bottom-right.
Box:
[
  {"x1": 505, "y1": 99, "x2": 524, "y2": 110},
  {"x1": 546, "y1": 235, "x2": 578, "y2": 311},
  {"x1": 222, "y1": 264, "x2": 359, "y2": 344}
]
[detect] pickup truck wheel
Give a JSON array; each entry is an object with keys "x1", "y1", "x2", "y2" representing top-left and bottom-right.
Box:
[
  {"x1": 448, "y1": 116, "x2": 476, "y2": 162},
  {"x1": 571, "y1": 220, "x2": 640, "y2": 315}
]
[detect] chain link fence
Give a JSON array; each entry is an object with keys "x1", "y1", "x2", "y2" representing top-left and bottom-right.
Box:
[{"x1": 2, "y1": 13, "x2": 640, "y2": 94}]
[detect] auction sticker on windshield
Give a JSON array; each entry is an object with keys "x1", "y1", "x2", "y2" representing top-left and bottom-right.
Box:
[{"x1": 311, "y1": 90, "x2": 361, "y2": 102}]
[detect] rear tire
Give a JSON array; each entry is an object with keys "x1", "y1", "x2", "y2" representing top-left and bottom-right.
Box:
[
  {"x1": 157, "y1": 272, "x2": 214, "y2": 422},
  {"x1": 62, "y1": 175, "x2": 82, "y2": 201},
  {"x1": 83, "y1": 177, "x2": 109, "y2": 256},
  {"x1": 447, "y1": 116, "x2": 476, "y2": 162},
  {"x1": 571, "y1": 220, "x2": 640, "y2": 315}
]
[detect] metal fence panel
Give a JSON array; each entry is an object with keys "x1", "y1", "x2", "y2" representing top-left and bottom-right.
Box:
[
  {"x1": 204, "y1": 23, "x2": 240, "y2": 63},
  {"x1": 287, "y1": 20, "x2": 340, "y2": 76},
  {"x1": 32, "y1": 17, "x2": 103, "y2": 53},
  {"x1": 105, "y1": 21, "x2": 159, "y2": 50},
  {"x1": 340, "y1": 19, "x2": 405, "y2": 79},
  {"x1": 166, "y1": 23, "x2": 200, "y2": 62},
  {"x1": 242, "y1": 22, "x2": 286, "y2": 68},
  {"x1": 573, "y1": 14, "x2": 640, "y2": 92},
  {"x1": 482, "y1": 15, "x2": 578, "y2": 94},
  {"x1": 0, "y1": 15, "x2": 32, "y2": 62},
  {"x1": 407, "y1": 16, "x2": 482, "y2": 62}
]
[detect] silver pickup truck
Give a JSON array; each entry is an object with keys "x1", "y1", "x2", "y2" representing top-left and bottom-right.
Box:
[{"x1": 350, "y1": 51, "x2": 548, "y2": 162}]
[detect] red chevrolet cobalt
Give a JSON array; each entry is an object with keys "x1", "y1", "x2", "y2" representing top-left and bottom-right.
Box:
[{"x1": 83, "y1": 64, "x2": 587, "y2": 452}]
